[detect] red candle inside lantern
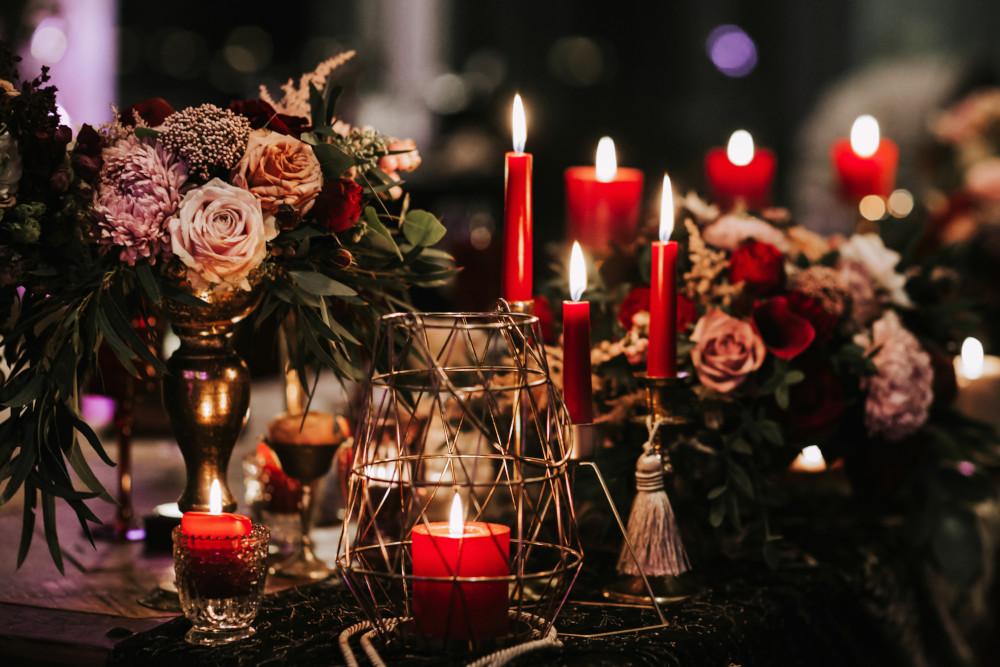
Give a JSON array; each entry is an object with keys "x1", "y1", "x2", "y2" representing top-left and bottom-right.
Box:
[
  {"x1": 562, "y1": 241, "x2": 593, "y2": 424},
  {"x1": 181, "y1": 479, "x2": 253, "y2": 540},
  {"x1": 705, "y1": 130, "x2": 776, "y2": 211},
  {"x1": 565, "y1": 137, "x2": 644, "y2": 250},
  {"x1": 502, "y1": 94, "x2": 533, "y2": 303},
  {"x1": 411, "y1": 494, "x2": 510, "y2": 639},
  {"x1": 831, "y1": 115, "x2": 899, "y2": 203},
  {"x1": 647, "y1": 174, "x2": 678, "y2": 378}
]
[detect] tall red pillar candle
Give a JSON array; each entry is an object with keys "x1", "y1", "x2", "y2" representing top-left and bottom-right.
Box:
[
  {"x1": 705, "y1": 130, "x2": 776, "y2": 210},
  {"x1": 647, "y1": 174, "x2": 678, "y2": 378},
  {"x1": 831, "y1": 115, "x2": 899, "y2": 202},
  {"x1": 565, "y1": 137, "x2": 644, "y2": 250},
  {"x1": 411, "y1": 494, "x2": 510, "y2": 639},
  {"x1": 562, "y1": 241, "x2": 593, "y2": 423},
  {"x1": 502, "y1": 94, "x2": 533, "y2": 302}
]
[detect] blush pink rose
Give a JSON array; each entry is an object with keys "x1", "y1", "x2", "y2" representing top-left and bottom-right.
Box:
[
  {"x1": 168, "y1": 178, "x2": 277, "y2": 291},
  {"x1": 690, "y1": 309, "x2": 766, "y2": 392},
  {"x1": 232, "y1": 129, "x2": 323, "y2": 217}
]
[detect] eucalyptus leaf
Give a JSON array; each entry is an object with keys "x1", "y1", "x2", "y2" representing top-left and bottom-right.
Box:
[
  {"x1": 311, "y1": 142, "x2": 355, "y2": 180},
  {"x1": 402, "y1": 210, "x2": 447, "y2": 247},
  {"x1": 135, "y1": 261, "x2": 161, "y2": 304},
  {"x1": 363, "y1": 207, "x2": 402, "y2": 260},
  {"x1": 709, "y1": 499, "x2": 726, "y2": 528},
  {"x1": 289, "y1": 270, "x2": 357, "y2": 297},
  {"x1": 309, "y1": 83, "x2": 326, "y2": 131},
  {"x1": 707, "y1": 484, "x2": 728, "y2": 500},
  {"x1": 95, "y1": 308, "x2": 139, "y2": 377},
  {"x1": 133, "y1": 127, "x2": 160, "y2": 140},
  {"x1": 727, "y1": 461, "x2": 755, "y2": 498}
]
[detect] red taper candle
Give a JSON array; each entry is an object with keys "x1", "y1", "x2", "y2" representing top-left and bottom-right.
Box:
[
  {"x1": 502, "y1": 94, "x2": 533, "y2": 302},
  {"x1": 832, "y1": 115, "x2": 898, "y2": 202},
  {"x1": 705, "y1": 130, "x2": 776, "y2": 211},
  {"x1": 648, "y1": 174, "x2": 678, "y2": 378},
  {"x1": 562, "y1": 241, "x2": 593, "y2": 423},
  {"x1": 565, "y1": 137, "x2": 644, "y2": 250},
  {"x1": 411, "y1": 494, "x2": 510, "y2": 639}
]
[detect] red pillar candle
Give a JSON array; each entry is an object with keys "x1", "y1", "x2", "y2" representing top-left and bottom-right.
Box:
[
  {"x1": 180, "y1": 479, "x2": 253, "y2": 539},
  {"x1": 705, "y1": 130, "x2": 776, "y2": 210},
  {"x1": 647, "y1": 174, "x2": 678, "y2": 378},
  {"x1": 502, "y1": 94, "x2": 533, "y2": 302},
  {"x1": 565, "y1": 137, "x2": 644, "y2": 250},
  {"x1": 831, "y1": 115, "x2": 899, "y2": 202},
  {"x1": 411, "y1": 494, "x2": 510, "y2": 639},
  {"x1": 562, "y1": 241, "x2": 594, "y2": 424}
]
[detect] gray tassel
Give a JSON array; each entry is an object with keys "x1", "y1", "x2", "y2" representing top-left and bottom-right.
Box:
[{"x1": 616, "y1": 419, "x2": 690, "y2": 577}]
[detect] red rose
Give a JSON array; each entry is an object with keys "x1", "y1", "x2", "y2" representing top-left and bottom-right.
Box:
[
  {"x1": 729, "y1": 239, "x2": 786, "y2": 295},
  {"x1": 119, "y1": 97, "x2": 174, "y2": 127},
  {"x1": 228, "y1": 100, "x2": 310, "y2": 137},
  {"x1": 533, "y1": 296, "x2": 556, "y2": 344},
  {"x1": 778, "y1": 353, "x2": 846, "y2": 438},
  {"x1": 313, "y1": 178, "x2": 363, "y2": 232},
  {"x1": 785, "y1": 290, "x2": 838, "y2": 345},
  {"x1": 677, "y1": 293, "x2": 698, "y2": 333},
  {"x1": 618, "y1": 287, "x2": 650, "y2": 330},
  {"x1": 71, "y1": 124, "x2": 106, "y2": 183},
  {"x1": 751, "y1": 296, "x2": 815, "y2": 360}
]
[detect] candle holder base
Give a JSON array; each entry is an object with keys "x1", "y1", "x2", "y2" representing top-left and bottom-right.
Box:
[
  {"x1": 602, "y1": 573, "x2": 700, "y2": 605},
  {"x1": 184, "y1": 626, "x2": 256, "y2": 646}
]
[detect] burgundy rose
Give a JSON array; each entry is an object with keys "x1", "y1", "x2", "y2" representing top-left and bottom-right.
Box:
[
  {"x1": 729, "y1": 239, "x2": 786, "y2": 295},
  {"x1": 71, "y1": 124, "x2": 106, "y2": 183},
  {"x1": 779, "y1": 353, "x2": 847, "y2": 438},
  {"x1": 785, "y1": 289, "x2": 838, "y2": 345},
  {"x1": 119, "y1": 97, "x2": 174, "y2": 127},
  {"x1": 677, "y1": 293, "x2": 698, "y2": 333},
  {"x1": 228, "y1": 100, "x2": 311, "y2": 137},
  {"x1": 618, "y1": 287, "x2": 650, "y2": 330},
  {"x1": 313, "y1": 178, "x2": 363, "y2": 233},
  {"x1": 533, "y1": 295, "x2": 556, "y2": 344},
  {"x1": 751, "y1": 296, "x2": 815, "y2": 360}
]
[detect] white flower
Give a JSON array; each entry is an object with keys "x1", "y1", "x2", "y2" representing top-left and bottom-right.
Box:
[
  {"x1": 0, "y1": 132, "x2": 23, "y2": 207},
  {"x1": 838, "y1": 233, "x2": 911, "y2": 307}
]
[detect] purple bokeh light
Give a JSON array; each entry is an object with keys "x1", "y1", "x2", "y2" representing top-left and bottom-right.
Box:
[
  {"x1": 958, "y1": 460, "x2": 976, "y2": 477},
  {"x1": 706, "y1": 24, "x2": 758, "y2": 78}
]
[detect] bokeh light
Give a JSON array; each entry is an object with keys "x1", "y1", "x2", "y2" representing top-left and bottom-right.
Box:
[
  {"x1": 706, "y1": 25, "x2": 757, "y2": 77},
  {"x1": 887, "y1": 189, "x2": 914, "y2": 218},
  {"x1": 547, "y1": 36, "x2": 609, "y2": 87},
  {"x1": 859, "y1": 195, "x2": 887, "y2": 221},
  {"x1": 30, "y1": 21, "x2": 69, "y2": 64},
  {"x1": 224, "y1": 25, "x2": 273, "y2": 74}
]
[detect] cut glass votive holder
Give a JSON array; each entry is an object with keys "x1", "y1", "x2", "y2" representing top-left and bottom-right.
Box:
[{"x1": 172, "y1": 523, "x2": 269, "y2": 646}]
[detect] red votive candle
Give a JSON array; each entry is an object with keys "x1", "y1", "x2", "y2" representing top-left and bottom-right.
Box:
[
  {"x1": 705, "y1": 130, "x2": 776, "y2": 211},
  {"x1": 411, "y1": 495, "x2": 510, "y2": 639},
  {"x1": 502, "y1": 94, "x2": 533, "y2": 302},
  {"x1": 647, "y1": 174, "x2": 678, "y2": 378},
  {"x1": 181, "y1": 479, "x2": 253, "y2": 540},
  {"x1": 832, "y1": 115, "x2": 899, "y2": 202},
  {"x1": 565, "y1": 137, "x2": 644, "y2": 250},
  {"x1": 562, "y1": 241, "x2": 593, "y2": 423}
]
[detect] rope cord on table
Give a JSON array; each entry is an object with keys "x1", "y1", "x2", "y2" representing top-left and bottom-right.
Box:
[{"x1": 338, "y1": 613, "x2": 561, "y2": 667}]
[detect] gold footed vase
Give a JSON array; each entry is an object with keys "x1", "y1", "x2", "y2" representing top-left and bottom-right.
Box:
[{"x1": 160, "y1": 285, "x2": 262, "y2": 513}]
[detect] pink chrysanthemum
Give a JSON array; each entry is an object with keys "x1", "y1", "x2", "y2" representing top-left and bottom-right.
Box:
[
  {"x1": 855, "y1": 311, "x2": 934, "y2": 442},
  {"x1": 95, "y1": 135, "x2": 189, "y2": 264}
]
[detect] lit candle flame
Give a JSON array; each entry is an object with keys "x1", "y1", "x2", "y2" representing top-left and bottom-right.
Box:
[
  {"x1": 208, "y1": 479, "x2": 223, "y2": 514},
  {"x1": 961, "y1": 337, "x2": 985, "y2": 380},
  {"x1": 850, "y1": 115, "x2": 880, "y2": 158},
  {"x1": 659, "y1": 174, "x2": 674, "y2": 243},
  {"x1": 512, "y1": 94, "x2": 526, "y2": 153},
  {"x1": 448, "y1": 492, "x2": 464, "y2": 537},
  {"x1": 595, "y1": 136, "x2": 617, "y2": 182},
  {"x1": 569, "y1": 241, "x2": 587, "y2": 301},
  {"x1": 727, "y1": 129, "x2": 754, "y2": 166}
]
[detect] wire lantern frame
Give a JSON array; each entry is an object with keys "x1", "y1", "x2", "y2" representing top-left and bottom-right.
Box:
[{"x1": 337, "y1": 309, "x2": 583, "y2": 651}]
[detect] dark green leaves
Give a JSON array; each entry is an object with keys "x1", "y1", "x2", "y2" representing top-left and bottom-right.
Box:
[
  {"x1": 363, "y1": 206, "x2": 402, "y2": 260},
  {"x1": 311, "y1": 142, "x2": 355, "y2": 181},
  {"x1": 289, "y1": 271, "x2": 356, "y2": 297},
  {"x1": 402, "y1": 210, "x2": 447, "y2": 247}
]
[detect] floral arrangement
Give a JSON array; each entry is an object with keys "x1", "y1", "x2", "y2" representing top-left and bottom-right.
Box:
[
  {"x1": 542, "y1": 196, "x2": 998, "y2": 573},
  {"x1": 0, "y1": 48, "x2": 454, "y2": 569}
]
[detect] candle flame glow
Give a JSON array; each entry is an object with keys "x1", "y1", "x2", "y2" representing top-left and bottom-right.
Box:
[
  {"x1": 209, "y1": 479, "x2": 223, "y2": 514},
  {"x1": 659, "y1": 174, "x2": 674, "y2": 243},
  {"x1": 595, "y1": 136, "x2": 617, "y2": 182},
  {"x1": 512, "y1": 94, "x2": 526, "y2": 153},
  {"x1": 961, "y1": 337, "x2": 985, "y2": 380},
  {"x1": 449, "y1": 493, "x2": 464, "y2": 537},
  {"x1": 569, "y1": 241, "x2": 587, "y2": 301},
  {"x1": 850, "y1": 115, "x2": 880, "y2": 158},
  {"x1": 727, "y1": 129, "x2": 754, "y2": 166}
]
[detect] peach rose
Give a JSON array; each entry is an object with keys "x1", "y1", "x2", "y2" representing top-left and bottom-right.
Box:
[
  {"x1": 168, "y1": 178, "x2": 277, "y2": 291},
  {"x1": 232, "y1": 128, "x2": 323, "y2": 217},
  {"x1": 690, "y1": 309, "x2": 766, "y2": 392}
]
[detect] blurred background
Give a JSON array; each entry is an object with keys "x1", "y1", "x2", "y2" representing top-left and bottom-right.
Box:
[{"x1": 3, "y1": 0, "x2": 1000, "y2": 312}]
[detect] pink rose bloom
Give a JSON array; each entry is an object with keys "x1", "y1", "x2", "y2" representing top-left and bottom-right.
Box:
[
  {"x1": 701, "y1": 213, "x2": 790, "y2": 253},
  {"x1": 690, "y1": 309, "x2": 766, "y2": 393},
  {"x1": 168, "y1": 178, "x2": 277, "y2": 291},
  {"x1": 232, "y1": 129, "x2": 323, "y2": 217},
  {"x1": 378, "y1": 138, "x2": 421, "y2": 200},
  {"x1": 854, "y1": 311, "x2": 934, "y2": 442},
  {"x1": 965, "y1": 157, "x2": 1000, "y2": 200}
]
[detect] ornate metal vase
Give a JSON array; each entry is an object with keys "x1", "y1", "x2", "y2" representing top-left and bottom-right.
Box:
[{"x1": 160, "y1": 285, "x2": 262, "y2": 513}]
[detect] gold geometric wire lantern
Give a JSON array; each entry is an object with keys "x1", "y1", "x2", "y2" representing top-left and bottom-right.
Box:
[{"x1": 337, "y1": 309, "x2": 582, "y2": 652}]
